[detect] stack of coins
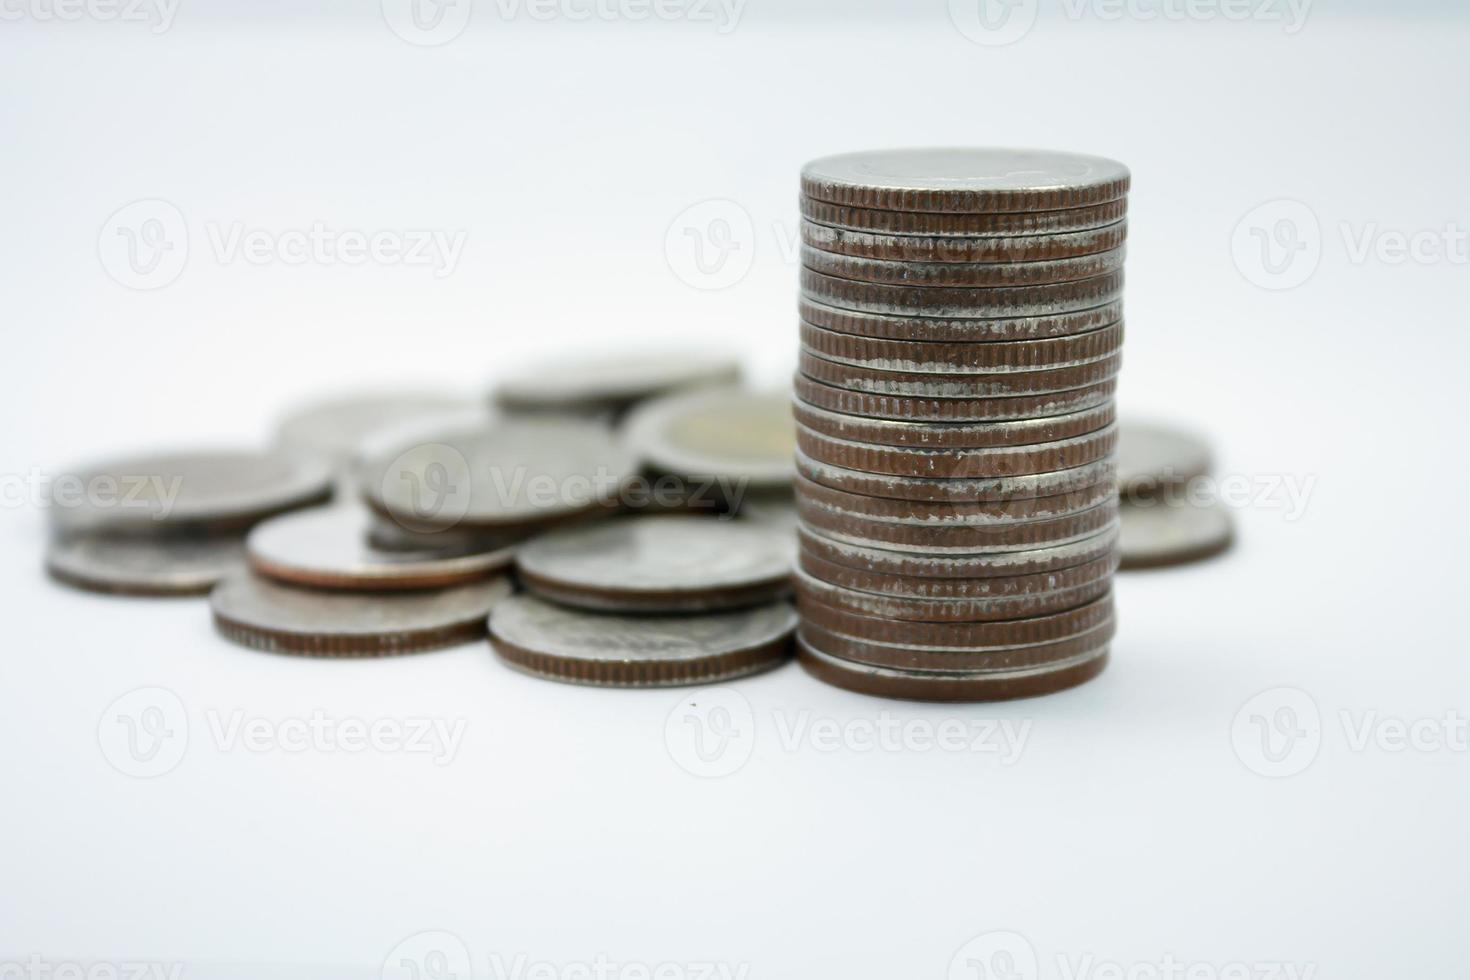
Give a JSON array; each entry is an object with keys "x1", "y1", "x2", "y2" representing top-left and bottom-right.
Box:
[{"x1": 792, "y1": 147, "x2": 1128, "y2": 701}]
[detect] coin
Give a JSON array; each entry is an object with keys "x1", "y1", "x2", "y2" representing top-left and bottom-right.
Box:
[
  {"x1": 798, "y1": 546, "x2": 1117, "y2": 601},
  {"x1": 1119, "y1": 499, "x2": 1234, "y2": 570},
  {"x1": 247, "y1": 506, "x2": 518, "y2": 591},
  {"x1": 797, "y1": 635, "x2": 1109, "y2": 702},
  {"x1": 274, "y1": 392, "x2": 484, "y2": 464},
  {"x1": 800, "y1": 197, "x2": 1128, "y2": 237},
  {"x1": 366, "y1": 519, "x2": 529, "y2": 556},
  {"x1": 210, "y1": 570, "x2": 511, "y2": 656},
  {"x1": 46, "y1": 533, "x2": 245, "y2": 596},
  {"x1": 798, "y1": 522, "x2": 1119, "y2": 580},
  {"x1": 514, "y1": 516, "x2": 793, "y2": 612},
  {"x1": 799, "y1": 321, "x2": 1124, "y2": 375},
  {"x1": 797, "y1": 498, "x2": 1118, "y2": 555},
  {"x1": 494, "y1": 350, "x2": 741, "y2": 414},
  {"x1": 792, "y1": 399, "x2": 1115, "y2": 449},
  {"x1": 802, "y1": 244, "x2": 1126, "y2": 289},
  {"x1": 802, "y1": 268, "x2": 1124, "y2": 318},
  {"x1": 622, "y1": 387, "x2": 794, "y2": 489},
  {"x1": 1117, "y1": 422, "x2": 1213, "y2": 497},
  {"x1": 797, "y1": 589, "x2": 1113, "y2": 648},
  {"x1": 795, "y1": 448, "x2": 1115, "y2": 502},
  {"x1": 799, "y1": 350, "x2": 1121, "y2": 400},
  {"x1": 489, "y1": 593, "x2": 796, "y2": 687},
  {"x1": 801, "y1": 219, "x2": 1128, "y2": 262},
  {"x1": 795, "y1": 472, "x2": 1114, "y2": 525},
  {"x1": 801, "y1": 296, "x2": 1123, "y2": 343},
  {"x1": 800, "y1": 617, "x2": 1115, "y2": 672},
  {"x1": 735, "y1": 490, "x2": 798, "y2": 530},
  {"x1": 49, "y1": 450, "x2": 334, "y2": 536},
  {"x1": 361, "y1": 418, "x2": 639, "y2": 532},
  {"x1": 793, "y1": 566, "x2": 1112, "y2": 623},
  {"x1": 801, "y1": 148, "x2": 1130, "y2": 213},
  {"x1": 793, "y1": 374, "x2": 1118, "y2": 424},
  {"x1": 795, "y1": 423, "x2": 1118, "y2": 479}
]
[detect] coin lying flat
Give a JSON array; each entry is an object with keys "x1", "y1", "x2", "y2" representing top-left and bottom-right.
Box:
[
  {"x1": 793, "y1": 374, "x2": 1118, "y2": 424},
  {"x1": 795, "y1": 423, "x2": 1118, "y2": 479},
  {"x1": 493, "y1": 350, "x2": 741, "y2": 414},
  {"x1": 362, "y1": 419, "x2": 639, "y2": 532},
  {"x1": 795, "y1": 449, "x2": 1115, "y2": 503},
  {"x1": 802, "y1": 268, "x2": 1124, "y2": 319},
  {"x1": 514, "y1": 516, "x2": 793, "y2": 612},
  {"x1": 792, "y1": 399, "x2": 1115, "y2": 449},
  {"x1": 799, "y1": 350, "x2": 1122, "y2": 399},
  {"x1": 801, "y1": 219, "x2": 1128, "y2": 262},
  {"x1": 800, "y1": 148, "x2": 1131, "y2": 213},
  {"x1": 489, "y1": 594, "x2": 796, "y2": 687},
  {"x1": 798, "y1": 522, "x2": 1120, "y2": 580},
  {"x1": 801, "y1": 296, "x2": 1123, "y2": 344},
  {"x1": 800, "y1": 322, "x2": 1124, "y2": 375},
  {"x1": 247, "y1": 506, "x2": 519, "y2": 591},
  {"x1": 795, "y1": 473, "x2": 1114, "y2": 526},
  {"x1": 794, "y1": 566, "x2": 1112, "y2": 624},
  {"x1": 622, "y1": 387, "x2": 794, "y2": 489},
  {"x1": 798, "y1": 546, "x2": 1118, "y2": 602},
  {"x1": 50, "y1": 450, "x2": 333, "y2": 535},
  {"x1": 46, "y1": 533, "x2": 246, "y2": 596},
  {"x1": 800, "y1": 197, "x2": 1129, "y2": 237},
  {"x1": 798, "y1": 590, "x2": 1113, "y2": 648},
  {"x1": 366, "y1": 518, "x2": 528, "y2": 556},
  {"x1": 735, "y1": 489, "x2": 798, "y2": 530},
  {"x1": 802, "y1": 244, "x2": 1127, "y2": 288},
  {"x1": 274, "y1": 392, "x2": 484, "y2": 464},
  {"x1": 797, "y1": 498, "x2": 1118, "y2": 555},
  {"x1": 800, "y1": 617, "x2": 1115, "y2": 673},
  {"x1": 1117, "y1": 422, "x2": 1213, "y2": 497},
  {"x1": 1119, "y1": 499, "x2": 1234, "y2": 570},
  {"x1": 210, "y1": 570, "x2": 511, "y2": 656}
]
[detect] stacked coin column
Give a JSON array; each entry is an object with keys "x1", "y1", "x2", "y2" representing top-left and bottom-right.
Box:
[{"x1": 791, "y1": 148, "x2": 1128, "y2": 701}]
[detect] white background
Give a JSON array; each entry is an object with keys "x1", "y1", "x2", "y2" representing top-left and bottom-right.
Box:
[{"x1": 2, "y1": 1, "x2": 1468, "y2": 977}]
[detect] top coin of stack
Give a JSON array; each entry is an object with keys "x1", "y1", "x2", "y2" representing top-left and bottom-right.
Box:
[{"x1": 793, "y1": 147, "x2": 1128, "y2": 701}]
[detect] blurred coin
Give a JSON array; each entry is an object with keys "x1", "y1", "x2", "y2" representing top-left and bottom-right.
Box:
[
  {"x1": 46, "y1": 533, "x2": 245, "y2": 596},
  {"x1": 799, "y1": 350, "x2": 1121, "y2": 398},
  {"x1": 802, "y1": 244, "x2": 1126, "y2": 288},
  {"x1": 366, "y1": 518, "x2": 528, "y2": 556},
  {"x1": 489, "y1": 594, "x2": 796, "y2": 687},
  {"x1": 210, "y1": 570, "x2": 511, "y2": 656},
  {"x1": 800, "y1": 617, "x2": 1114, "y2": 672},
  {"x1": 801, "y1": 219, "x2": 1127, "y2": 262},
  {"x1": 1119, "y1": 499, "x2": 1234, "y2": 570},
  {"x1": 247, "y1": 506, "x2": 518, "y2": 591},
  {"x1": 800, "y1": 322, "x2": 1123, "y2": 375},
  {"x1": 797, "y1": 498, "x2": 1117, "y2": 555},
  {"x1": 795, "y1": 423, "x2": 1118, "y2": 479},
  {"x1": 50, "y1": 450, "x2": 333, "y2": 536},
  {"x1": 361, "y1": 418, "x2": 639, "y2": 532},
  {"x1": 793, "y1": 374, "x2": 1117, "y2": 424},
  {"x1": 514, "y1": 516, "x2": 792, "y2": 612},
  {"x1": 623, "y1": 387, "x2": 794, "y2": 490},
  {"x1": 798, "y1": 522, "x2": 1119, "y2": 580},
  {"x1": 734, "y1": 489, "x2": 798, "y2": 530},
  {"x1": 494, "y1": 350, "x2": 741, "y2": 414},
  {"x1": 795, "y1": 448, "x2": 1115, "y2": 503},
  {"x1": 801, "y1": 296, "x2": 1122, "y2": 343},
  {"x1": 801, "y1": 197, "x2": 1128, "y2": 237},
  {"x1": 793, "y1": 399, "x2": 1114, "y2": 449},
  {"x1": 1117, "y1": 421, "x2": 1213, "y2": 497},
  {"x1": 802, "y1": 268, "x2": 1124, "y2": 319},
  {"x1": 274, "y1": 391, "x2": 483, "y2": 465},
  {"x1": 801, "y1": 148, "x2": 1130, "y2": 212},
  {"x1": 794, "y1": 567, "x2": 1112, "y2": 624}
]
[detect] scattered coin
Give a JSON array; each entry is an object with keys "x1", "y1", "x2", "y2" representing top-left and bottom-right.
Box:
[
  {"x1": 1117, "y1": 421, "x2": 1214, "y2": 498},
  {"x1": 494, "y1": 350, "x2": 741, "y2": 415},
  {"x1": 274, "y1": 391, "x2": 484, "y2": 465},
  {"x1": 247, "y1": 506, "x2": 519, "y2": 591},
  {"x1": 210, "y1": 570, "x2": 511, "y2": 656},
  {"x1": 46, "y1": 533, "x2": 246, "y2": 596},
  {"x1": 514, "y1": 516, "x2": 793, "y2": 612},
  {"x1": 622, "y1": 387, "x2": 794, "y2": 490},
  {"x1": 735, "y1": 489, "x2": 798, "y2": 530},
  {"x1": 489, "y1": 593, "x2": 796, "y2": 687},
  {"x1": 1118, "y1": 499, "x2": 1234, "y2": 570}
]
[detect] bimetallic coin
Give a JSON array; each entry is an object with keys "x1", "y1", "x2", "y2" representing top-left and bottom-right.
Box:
[
  {"x1": 274, "y1": 392, "x2": 484, "y2": 465},
  {"x1": 798, "y1": 522, "x2": 1120, "y2": 580},
  {"x1": 799, "y1": 350, "x2": 1121, "y2": 398},
  {"x1": 514, "y1": 516, "x2": 793, "y2": 613},
  {"x1": 489, "y1": 594, "x2": 796, "y2": 687},
  {"x1": 797, "y1": 498, "x2": 1118, "y2": 555},
  {"x1": 802, "y1": 268, "x2": 1124, "y2": 319},
  {"x1": 1119, "y1": 499, "x2": 1234, "y2": 570},
  {"x1": 46, "y1": 534, "x2": 245, "y2": 596},
  {"x1": 801, "y1": 244, "x2": 1126, "y2": 288},
  {"x1": 800, "y1": 617, "x2": 1115, "y2": 672},
  {"x1": 800, "y1": 148, "x2": 1131, "y2": 213},
  {"x1": 1117, "y1": 422, "x2": 1214, "y2": 498},
  {"x1": 247, "y1": 506, "x2": 518, "y2": 591},
  {"x1": 800, "y1": 197, "x2": 1128, "y2": 238},
  {"x1": 794, "y1": 374, "x2": 1118, "y2": 424},
  {"x1": 49, "y1": 450, "x2": 333, "y2": 535},
  {"x1": 800, "y1": 296, "x2": 1123, "y2": 343},
  {"x1": 795, "y1": 473, "x2": 1114, "y2": 526},
  {"x1": 210, "y1": 570, "x2": 511, "y2": 656},
  {"x1": 494, "y1": 350, "x2": 741, "y2": 414},
  {"x1": 795, "y1": 422, "x2": 1118, "y2": 479},
  {"x1": 799, "y1": 322, "x2": 1124, "y2": 375},
  {"x1": 361, "y1": 419, "x2": 639, "y2": 532},
  {"x1": 794, "y1": 567, "x2": 1112, "y2": 624},
  {"x1": 622, "y1": 387, "x2": 794, "y2": 489},
  {"x1": 801, "y1": 219, "x2": 1128, "y2": 262},
  {"x1": 795, "y1": 449, "x2": 1116, "y2": 503},
  {"x1": 792, "y1": 399, "x2": 1115, "y2": 449}
]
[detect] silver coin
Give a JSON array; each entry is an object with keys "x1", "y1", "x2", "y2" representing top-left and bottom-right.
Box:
[
  {"x1": 736, "y1": 490, "x2": 798, "y2": 531},
  {"x1": 46, "y1": 533, "x2": 245, "y2": 596},
  {"x1": 622, "y1": 387, "x2": 794, "y2": 489},
  {"x1": 274, "y1": 391, "x2": 484, "y2": 464},
  {"x1": 210, "y1": 570, "x2": 512, "y2": 656},
  {"x1": 361, "y1": 418, "x2": 639, "y2": 532},
  {"x1": 247, "y1": 506, "x2": 519, "y2": 591},
  {"x1": 800, "y1": 243, "x2": 1127, "y2": 288},
  {"x1": 515, "y1": 515, "x2": 793, "y2": 612},
  {"x1": 366, "y1": 518, "x2": 530, "y2": 556},
  {"x1": 1118, "y1": 499, "x2": 1234, "y2": 570},
  {"x1": 49, "y1": 450, "x2": 333, "y2": 535},
  {"x1": 489, "y1": 593, "x2": 796, "y2": 687},
  {"x1": 1117, "y1": 421, "x2": 1213, "y2": 497},
  {"x1": 494, "y1": 350, "x2": 741, "y2": 412}
]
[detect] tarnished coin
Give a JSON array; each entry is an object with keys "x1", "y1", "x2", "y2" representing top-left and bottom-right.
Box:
[
  {"x1": 1117, "y1": 422, "x2": 1213, "y2": 497},
  {"x1": 800, "y1": 349, "x2": 1121, "y2": 398},
  {"x1": 362, "y1": 419, "x2": 639, "y2": 532},
  {"x1": 514, "y1": 516, "x2": 793, "y2": 612},
  {"x1": 800, "y1": 617, "x2": 1115, "y2": 672},
  {"x1": 797, "y1": 636, "x2": 1109, "y2": 702},
  {"x1": 800, "y1": 197, "x2": 1128, "y2": 237},
  {"x1": 622, "y1": 387, "x2": 794, "y2": 489},
  {"x1": 489, "y1": 594, "x2": 796, "y2": 687},
  {"x1": 46, "y1": 533, "x2": 245, "y2": 596},
  {"x1": 794, "y1": 374, "x2": 1118, "y2": 424},
  {"x1": 494, "y1": 350, "x2": 741, "y2": 414},
  {"x1": 801, "y1": 219, "x2": 1128, "y2": 262},
  {"x1": 210, "y1": 570, "x2": 511, "y2": 656},
  {"x1": 793, "y1": 399, "x2": 1114, "y2": 449},
  {"x1": 797, "y1": 498, "x2": 1118, "y2": 555},
  {"x1": 795, "y1": 422, "x2": 1118, "y2": 479},
  {"x1": 802, "y1": 268, "x2": 1124, "y2": 319},
  {"x1": 795, "y1": 473, "x2": 1115, "y2": 526},
  {"x1": 799, "y1": 322, "x2": 1123, "y2": 376},
  {"x1": 798, "y1": 590, "x2": 1113, "y2": 649},
  {"x1": 801, "y1": 148, "x2": 1130, "y2": 213},
  {"x1": 49, "y1": 450, "x2": 333, "y2": 535},
  {"x1": 798, "y1": 522, "x2": 1119, "y2": 580},
  {"x1": 801, "y1": 296, "x2": 1123, "y2": 343},
  {"x1": 794, "y1": 566, "x2": 1112, "y2": 624},
  {"x1": 795, "y1": 448, "x2": 1115, "y2": 503},
  {"x1": 799, "y1": 546, "x2": 1118, "y2": 601},
  {"x1": 801, "y1": 244, "x2": 1126, "y2": 288},
  {"x1": 1119, "y1": 499, "x2": 1234, "y2": 570},
  {"x1": 247, "y1": 506, "x2": 518, "y2": 591},
  {"x1": 274, "y1": 391, "x2": 484, "y2": 464}
]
